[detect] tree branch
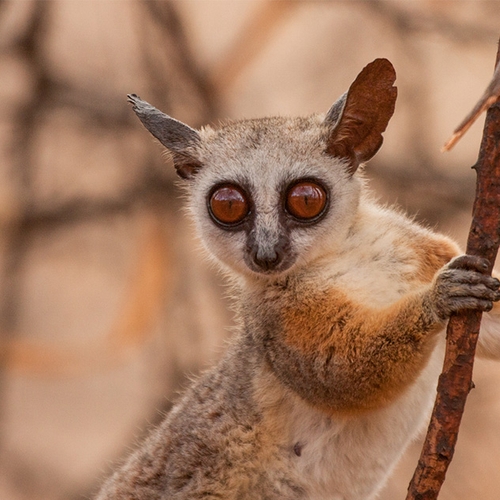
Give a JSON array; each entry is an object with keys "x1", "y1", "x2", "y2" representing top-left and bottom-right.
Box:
[{"x1": 406, "y1": 40, "x2": 500, "y2": 500}]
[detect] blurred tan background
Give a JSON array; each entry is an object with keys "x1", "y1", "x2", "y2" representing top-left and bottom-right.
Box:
[{"x1": 1, "y1": 1, "x2": 500, "y2": 499}]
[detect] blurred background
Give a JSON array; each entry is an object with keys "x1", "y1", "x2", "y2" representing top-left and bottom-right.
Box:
[{"x1": 1, "y1": 1, "x2": 500, "y2": 499}]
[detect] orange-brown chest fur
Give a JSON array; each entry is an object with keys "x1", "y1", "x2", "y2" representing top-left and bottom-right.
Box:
[{"x1": 248, "y1": 206, "x2": 460, "y2": 414}]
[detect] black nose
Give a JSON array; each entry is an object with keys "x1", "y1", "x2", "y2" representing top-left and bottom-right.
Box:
[
  {"x1": 246, "y1": 231, "x2": 289, "y2": 273},
  {"x1": 252, "y1": 249, "x2": 282, "y2": 271}
]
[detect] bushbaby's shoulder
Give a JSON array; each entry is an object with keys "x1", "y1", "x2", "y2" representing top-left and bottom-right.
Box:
[
  {"x1": 289, "y1": 200, "x2": 461, "y2": 307},
  {"x1": 366, "y1": 202, "x2": 460, "y2": 283}
]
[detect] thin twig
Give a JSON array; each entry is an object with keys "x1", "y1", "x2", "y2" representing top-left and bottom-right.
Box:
[
  {"x1": 442, "y1": 62, "x2": 500, "y2": 151},
  {"x1": 406, "y1": 40, "x2": 500, "y2": 500}
]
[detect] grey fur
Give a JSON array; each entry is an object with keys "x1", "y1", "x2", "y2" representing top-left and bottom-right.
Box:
[
  {"x1": 324, "y1": 91, "x2": 347, "y2": 127},
  {"x1": 95, "y1": 61, "x2": 500, "y2": 500}
]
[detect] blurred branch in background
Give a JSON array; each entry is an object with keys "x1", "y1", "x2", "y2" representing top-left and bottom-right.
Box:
[
  {"x1": 211, "y1": 0, "x2": 298, "y2": 95},
  {"x1": 0, "y1": 1, "x2": 225, "y2": 497},
  {"x1": 141, "y1": 0, "x2": 219, "y2": 125},
  {"x1": 129, "y1": 0, "x2": 222, "y2": 133},
  {"x1": 0, "y1": 0, "x2": 51, "y2": 450},
  {"x1": 367, "y1": 0, "x2": 498, "y2": 45},
  {"x1": 2, "y1": 210, "x2": 171, "y2": 377},
  {"x1": 0, "y1": 0, "x2": 218, "y2": 377}
]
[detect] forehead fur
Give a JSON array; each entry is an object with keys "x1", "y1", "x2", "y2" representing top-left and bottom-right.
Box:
[
  {"x1": 200, "y1": 116, "x2": 327, "y2": 163},
  {"x1": 194, "y1": 115, "x2": 345, "y2": 187}
]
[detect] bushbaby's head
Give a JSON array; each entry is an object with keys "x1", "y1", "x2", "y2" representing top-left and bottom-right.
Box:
[{"x1": 128, "y1": 59, "x2": 397, "y2": 280}]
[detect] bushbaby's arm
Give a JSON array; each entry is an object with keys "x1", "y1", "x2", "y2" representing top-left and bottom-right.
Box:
[{"x1": 254, "y1": 256, "x2": 500, "y2": 415}]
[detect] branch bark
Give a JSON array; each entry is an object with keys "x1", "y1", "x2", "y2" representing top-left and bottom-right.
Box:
[{"x1": 406, "y1": 41, "x2": 500, "y2": 500}]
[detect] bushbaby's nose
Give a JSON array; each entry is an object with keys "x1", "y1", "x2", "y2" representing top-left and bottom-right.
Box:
[
  {"x1": 246, "y1": 223, "x2": 290, "y2": 273},
  {"x1": 252, "y1": 248, "x2": 282, "y2": 271}
]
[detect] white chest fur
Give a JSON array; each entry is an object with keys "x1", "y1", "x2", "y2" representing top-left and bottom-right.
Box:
[{"x1": 289, "y1": 342, "x2": 444, "y2": 500}]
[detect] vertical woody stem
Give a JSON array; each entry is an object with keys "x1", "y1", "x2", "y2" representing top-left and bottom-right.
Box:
[{"x1": 406, "y1": 42, "x2": 500, "y2": 500}]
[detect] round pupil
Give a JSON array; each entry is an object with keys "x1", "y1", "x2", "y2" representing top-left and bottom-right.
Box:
[
  {"x1": 210, "y1": 185, "x2": 249, "y2": 225},
  {"x1": 286, "y1": 181, "x2": 327, "y2": 220}
]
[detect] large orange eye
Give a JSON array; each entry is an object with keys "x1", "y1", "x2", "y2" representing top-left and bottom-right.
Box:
[
  {"x1": 209, "y1": 184, "x2": 250, "y2": 226},
  {"x1": 286, "y1": 181, "x2": 327, "y2": 220}
]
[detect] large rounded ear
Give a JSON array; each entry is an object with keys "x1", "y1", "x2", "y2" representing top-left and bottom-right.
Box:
[
  {"x1": 127, "y1": 94, "x2": 202, "y2": 179},
  {"x1": 324, "y1": 58, "x2": 397, "y2": 174}
]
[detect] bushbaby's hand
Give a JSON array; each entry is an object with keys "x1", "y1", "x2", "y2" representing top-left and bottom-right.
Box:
[{"x1": 430, "y1": 255, "x2": 500, "y2": 321}]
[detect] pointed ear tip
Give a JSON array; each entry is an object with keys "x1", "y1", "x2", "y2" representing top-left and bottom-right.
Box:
[
  {"x1": 127, "y1": 94, "x2": 142, "y2": 111},
  {"x1": 127, "y1": 94, "x2": 151, "y2": 112}
]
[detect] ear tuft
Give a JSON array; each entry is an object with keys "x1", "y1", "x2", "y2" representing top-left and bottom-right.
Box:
[
  {"x1": 324, "y1": 58, "x2": 397, "y2": 174},
  {"x1": 127, "y1": 94, "x2": 202, "y2": 179}
]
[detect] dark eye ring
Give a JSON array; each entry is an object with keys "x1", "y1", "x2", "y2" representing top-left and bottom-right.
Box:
[
  {"x1": 208, "y1": 183, "x2": 250, "y2": 227},
  {"x1": 285, "y1": 180, "x2": 328, "y2": 221}
]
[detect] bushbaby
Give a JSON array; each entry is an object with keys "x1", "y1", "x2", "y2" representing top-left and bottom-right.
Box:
[{"x1": 96, "y1": 59, "x2": 500, "y2": 500}]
